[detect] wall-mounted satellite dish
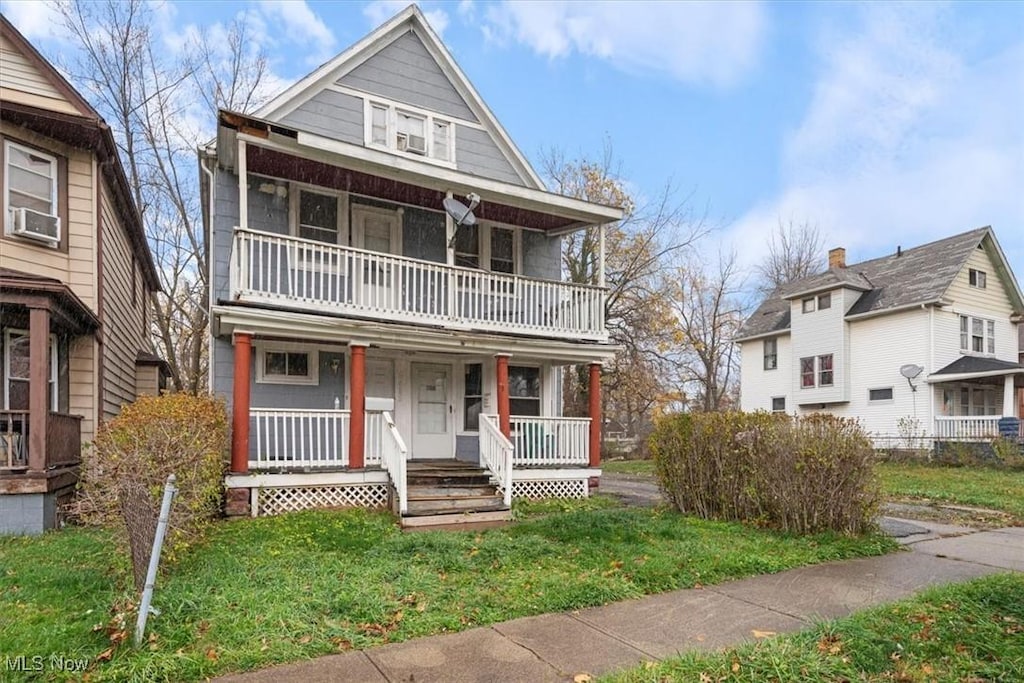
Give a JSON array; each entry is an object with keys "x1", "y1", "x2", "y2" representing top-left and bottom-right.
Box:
[
  {"x1": 900, "y1": 364, "x2": 923, "y2": 392},
  {"x1": 444, "y1": 193, "x2": 480, "y2": 227}
]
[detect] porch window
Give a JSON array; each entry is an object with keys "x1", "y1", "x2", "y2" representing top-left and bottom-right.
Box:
[
  {"x1": 3, "y1": 329, "x2": 57, "y2": 411},
  {"x1": 256, "y1": 347, "x2": 319, "y2": 385},
  {"x1": 800, "y1": 357, "x2": 815, "y2": 388},
  {"x1": 763, "y1": 338, "x2": 777, "y2": 370},
  {"x1": 818, "y1": 354, "x2": 834, "y2": 386},
  {"x1": 297, "y1": 190, "x2": 339, "y2": 244},
  {"x1": 4, "y1": 140, "x2": 60, "y2": 244},
  {"x1": 490, "y1": 227, "x2": 515, "y2": 274},
  {"x1": 454, "y1": 224, "x2": 480, "y2": 268},
  {"x1": 463, "y1": 363, "x2": 482, "y2": 431},
  {"x1": 509, "y1": 365, "x2": 541, "y2": 416}
]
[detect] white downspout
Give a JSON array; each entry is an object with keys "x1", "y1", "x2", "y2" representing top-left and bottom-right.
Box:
[{"x1": 200, "y1": 152, "x2": 216, "y2": 395}]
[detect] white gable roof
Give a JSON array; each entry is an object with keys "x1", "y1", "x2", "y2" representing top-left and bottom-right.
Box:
[{"x1": 254, "y1": 4, "x2": 545, "y2": 190}]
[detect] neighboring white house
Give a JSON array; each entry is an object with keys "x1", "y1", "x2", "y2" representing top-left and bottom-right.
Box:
[
  {"x1": 737, "y1": 227, "x2": 1024, "y2": 446},
  {"x1": 201, "y1": 6, "x2": 623, "y2": 524}
]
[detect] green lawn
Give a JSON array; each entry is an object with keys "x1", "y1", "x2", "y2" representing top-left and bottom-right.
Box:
[
  {"x1": 878, "y1": 462, "x2": 1024, "y2": 520},
  {"x1": 605, "y1": 572, "x2": 1024, "y2": 682},
  {"x1": 0, "y1": 502, "x2": 895, "y2": 681},
  {"x1": 602, "y1": 459, "x2": 656, "y2": 475}
]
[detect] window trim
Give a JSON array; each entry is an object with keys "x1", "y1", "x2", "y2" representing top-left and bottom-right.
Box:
[
  {"x1": 868, "y1": 387, "x2": 894, "y2": 403},
  {"x1": 959, "y1": 314, "x2": 996, "y2": 356},
  {"x1": 363, "y1": 97, "x2": 457, "y2": 168},
  {"x1": 3, "y1": 328, "x2": 58, "y2": 411},
  {"x1": 763, "y1": 337, "x2": 778, "y2": 371},
  {"x1": 288, "y1": 182, "x2": 349, "y2": 246},
  {"x1": 255, "y1": 344, "x2": 319, "y2": 385}
]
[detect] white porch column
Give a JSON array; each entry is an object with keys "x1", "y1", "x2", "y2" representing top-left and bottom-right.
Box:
[
  {"x1": 237, "y1": 138, "x2": 248, "y2": 229},
  {"x1": 1003, "y1": 374, "x2": 1016, "y2": 417},
  {"x1": 598, "y1": 224, "x2": 606, "y2": 288}
]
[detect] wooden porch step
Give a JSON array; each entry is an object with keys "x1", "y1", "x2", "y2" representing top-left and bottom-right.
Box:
[
  {"x1": 408, "y1": 472, "x2": 493, "y2": 486},
  {"x1": 406, "y1": 493, "x2": 506, "y2": 515},
  {"x1": 407, "y1": 483, "x2": 499, "y2": 497},
  {"x1": 401, "y1": 508, "x2": 512, "y2": 530}
]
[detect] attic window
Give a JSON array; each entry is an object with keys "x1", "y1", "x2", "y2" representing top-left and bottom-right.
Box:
[
  {"x1": 818, "y1": 293, "x2": 831, "y2": 310},
  {"x1": 802, "y1": 298, "x2": 815, "y2": 313},
  {"x1": 969, "y1": 268, "x2": 986, "y2": 289},
  {"x1": 364, "y1": 98, "x2": 455, "y2": 165}
]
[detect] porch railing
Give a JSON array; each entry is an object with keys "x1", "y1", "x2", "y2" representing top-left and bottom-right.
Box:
[
  {"x1": 510, "y1": 416, "x2": 591, "y2": 466},
  {"x1": 480, "y1": 414, "x2": 513, "y2": 507},
  {"x1": 251, "y1": 408, "x2": 351, "y2": 469},
  {"x1": 0, "y1": 410, "x2": 82, "y2": 473},
  {"x1": 934, "y1": 416, "x2": 1002, "y2": 441},
  {"x1": 380, "y1": 411, "x2": 408, "y2": 514},
  {"x1": 232, "y1": 228, "x2": 607, "y2": 341}
]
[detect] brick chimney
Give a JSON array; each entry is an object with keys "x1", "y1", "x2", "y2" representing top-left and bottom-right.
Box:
[{"x1": 828, "y1": 247, "x2": 846, "y2": 269}]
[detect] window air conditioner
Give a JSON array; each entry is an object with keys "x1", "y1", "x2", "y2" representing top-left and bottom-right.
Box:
[
  {"x1": 10, "y1": 207, "x2": 60, "y2": 244},
  {"x1": 396, "y1": 132, "x2": 426, "y2": 155}
]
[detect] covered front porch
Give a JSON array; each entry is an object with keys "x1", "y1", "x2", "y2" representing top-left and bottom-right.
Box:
[{"x1": 930, "y1": 356, "x2": 1023, "y2": 442}]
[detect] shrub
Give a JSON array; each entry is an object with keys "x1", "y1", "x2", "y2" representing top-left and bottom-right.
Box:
[
  {"x1": 650, "y1": 412, "x2": 881, "y2": 534},
  {"x1": 72, "y1": 393, "x2": 228, "y2": 588}
]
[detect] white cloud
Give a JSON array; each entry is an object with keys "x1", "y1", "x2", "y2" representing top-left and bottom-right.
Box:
[
  {"x1": 482, "y1": 1, "x2": 766, "y2": 87},
  {"x1": 257, "y1": 0, "x2": 336, "y2": 64},
  {"x1": 363, "y1": 1, "x2": 450, "y2": 37},
  {"x1": 0, "y1": 0, "x2": 64, "y2": 41},
  {"x1": 726, "y1": 4, "x2": 1024, "y2": 275}
]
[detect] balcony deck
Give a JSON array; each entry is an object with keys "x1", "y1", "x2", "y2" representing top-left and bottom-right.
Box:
[{"x1": 230, "y1": 228, "x2": 608, "y2": 342}]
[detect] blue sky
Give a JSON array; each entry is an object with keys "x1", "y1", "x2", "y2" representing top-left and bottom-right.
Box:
[{"x1": 5, "y1": 0, "x2": 1023, "y2": 281}]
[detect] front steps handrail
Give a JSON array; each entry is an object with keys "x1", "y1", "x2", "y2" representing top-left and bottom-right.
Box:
[
  {"x1": 480, "y1": 414, "x2": 513, "y2": 507},
  {"x1": 381, "y1": 411, "x2": 408, "y2": 514}
]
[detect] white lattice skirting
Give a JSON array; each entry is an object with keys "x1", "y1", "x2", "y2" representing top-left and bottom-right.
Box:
[
  {"x1": 257, "y1": 484, "x2": 389, "y2": 516},
  {"x1": 511, "y1": 478, "x2": 589, "y2": 500}
]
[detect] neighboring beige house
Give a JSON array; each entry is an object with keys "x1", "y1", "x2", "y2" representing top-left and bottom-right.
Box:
[
  {"x1": 737, "y1": 227, "x2": 1023, "y2": 447},
  {"x1": 0, "y1": 15, "x2": 163, "y2": 534}
]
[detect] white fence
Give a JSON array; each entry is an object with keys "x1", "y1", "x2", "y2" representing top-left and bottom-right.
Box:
[
  {"x1": 934, "y1": 416, "x2": 1012, "y2": 441},
  {"x1": 510, "y1": 416, "x2": 591, "y2": 466},
  {"x1": 250, "y1": 409, "x2": 391, "y2": 469},
  {"x1": 232, "y1": 228, "x2": 607, "y2": 341}
]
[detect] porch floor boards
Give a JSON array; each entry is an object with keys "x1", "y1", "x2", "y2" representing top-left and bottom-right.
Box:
[{"x1": 402, "y1": 459, "x2": 511, "y2": 528}]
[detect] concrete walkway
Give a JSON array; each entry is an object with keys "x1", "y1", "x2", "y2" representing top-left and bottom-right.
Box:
[{"x1": 217, "y1": 524, "x2": 1023, "y2": 683}]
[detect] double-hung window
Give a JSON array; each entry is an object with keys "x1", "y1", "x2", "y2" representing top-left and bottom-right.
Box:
[
  {"x1": 818, "y1": 354, "x2": 834, "y2": 386},
  {"x1": 960, "y1": 315, "x2": 995, "y2": 355},
  {"x1": 454, "y1": 224, "x2": 480, "y2": 268},
  {"x1": 3, "y1": 329, "x2": 58, "y2": 411},
  {"x1": 296, "y1": 190, "x2": 339, "y2": 244},
  {"x1": 800, "y1": 357, "x2": 815, "y2": 388},
  {"x1": 509, "y1": 366, "x2": 541, "y2": 416},
  {"x1": 365, "y1": 99, "x2": 455, "y2": 164},
  {"x1": 800, "y1": 355, "x2": 834, "y2": 388},
  {"x1": 763, "y1": 338, "x2": 778, "y2": 371},
  {"x1": 969, "y1": 269, "x2": 986, "y2": 288},
  {"x1": 4, "y1": 140, "x2": 60, "y2": 244},
  {"x1": 463, "y1": 363, "x2": 483, "y2": 431}
]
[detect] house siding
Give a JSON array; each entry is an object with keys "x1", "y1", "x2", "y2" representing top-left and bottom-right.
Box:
[
  {"x1": 279, "y1": 89, "x2": 364, "y2": 146},
  {"x1": 0, "y1": 32, "x2": 80, "y2": 116},
  {"x1": 739, "y1": 334, "x2": 792, "y2": 412},
  {"x1": 337, "y1": 31, "x2": 477, "y2": 123},
  {"x1": 99, "y1": 182, "x2": 147, "y2": 418},
  {"x1": 789, "y1": 287, "x2": 855, "y2": 405},
  {"x1": 454, "y1": 125, "x2": 523, "y2": 185}
]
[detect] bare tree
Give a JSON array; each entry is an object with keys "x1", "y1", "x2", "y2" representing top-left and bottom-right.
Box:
[
  {"x1": 754, "y1": 219, "x2": 825, "y2": 294},
  {"x1": 668, "y1": 251, "x2": 745, "y2": 412},
  {"x1": 541, "y1": 145, "x2": 708, "y2": 437},
  {"x1": 55, "y1": 0, "x2": 270, "y2": 392}
]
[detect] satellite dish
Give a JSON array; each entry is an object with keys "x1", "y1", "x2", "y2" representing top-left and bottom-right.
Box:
[
  {"x1": 443, "y1": 193, "x2": 480, "y2": 228},
  {"x1": 900, "y1": 364, "x2": 923, "y2": 379}
]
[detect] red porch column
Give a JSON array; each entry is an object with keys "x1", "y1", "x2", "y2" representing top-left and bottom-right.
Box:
[
  {"x1": 27, "y1": 305, "x2": 50, "y2": 473},
  {"x1": 495, "y1": 354, "x2": 511, "y2": 438},
  {"x1": 588, "y1": 362, "x2": 602, "y2": 468},
  {"x1": 348, "y1": 343, "x2": 367, "y2": 469},
  {"x1": 230, "y1": 332, "x2": 252, "y2": 474}
]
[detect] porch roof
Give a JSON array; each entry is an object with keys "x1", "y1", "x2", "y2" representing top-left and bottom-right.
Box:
[
  {"x1": 0, "y1": 268, "x2": 99, "y2": 334},
  {"x1": 927, "y1": 355, "x2": 1024, "y2": 383},
  {"x1": 213, "y1": 110, "x2": 624, "y2": 234}
]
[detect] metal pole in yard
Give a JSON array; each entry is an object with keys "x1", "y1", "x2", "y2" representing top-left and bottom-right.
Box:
[{"x1": 135, "y1": 473, "x2": 178, "y2": 647}]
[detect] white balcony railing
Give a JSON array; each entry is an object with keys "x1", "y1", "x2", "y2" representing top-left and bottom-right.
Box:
[
  {"x1": 231, "y1": 228, "x2": 607, "y2": 341},
  {"x1": 380, "y1": 411, "x2": 408, "y2": 514},
  {"x1": 250, "y1": 409, "x2": 390, "y2": 469},
  {"x1": 510, "y1": 416, "x2": 591, "y2": 466},
  {"x1": 480, "y1": 414, "x2": 513, "y2": 506},
  {"x1": 934, "y1": 416, "x2": 1002, "y2": 441}
]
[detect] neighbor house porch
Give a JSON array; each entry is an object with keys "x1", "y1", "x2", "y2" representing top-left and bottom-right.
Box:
[{"x1": 931, "y1": 357, "x2": 1023, "y2": 442}]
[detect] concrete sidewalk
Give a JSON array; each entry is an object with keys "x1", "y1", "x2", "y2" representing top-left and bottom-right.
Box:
[{"x1": 217, "y1": 526, "x2": 1023, "y2": 683}]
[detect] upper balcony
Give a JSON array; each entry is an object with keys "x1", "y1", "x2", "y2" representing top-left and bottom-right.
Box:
[
  {"x1": 230, "y1": 228, "x2": 607, "y2": 341},
  {"x1": 210, "y1": 111, "x2": 623, "y2": 344}
]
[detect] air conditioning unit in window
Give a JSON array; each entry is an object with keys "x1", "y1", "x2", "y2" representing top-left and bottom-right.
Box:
[
  {"x1": 396, "y1": 132, "x2": 426, "y2": 155},
  {"x1": 9, "y1": 207, "x2": 60, "y2": 245}
]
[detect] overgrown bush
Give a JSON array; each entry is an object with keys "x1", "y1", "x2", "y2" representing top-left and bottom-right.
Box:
[
  {"x1": 72, "y1": 393, "x2": 228, "y2": 588},
  {"x1": 650, "y1": 412, "x2": 881, "y2": 534}
]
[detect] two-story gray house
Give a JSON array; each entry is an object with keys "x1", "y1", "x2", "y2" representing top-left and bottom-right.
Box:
[{"x1": 203, "y1": 6, "x2": 622, "y2": 526}]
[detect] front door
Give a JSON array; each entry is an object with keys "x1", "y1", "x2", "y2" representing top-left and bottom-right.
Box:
[{"x1": 411, "y1": 362, "x2": 452, "y2": 459}]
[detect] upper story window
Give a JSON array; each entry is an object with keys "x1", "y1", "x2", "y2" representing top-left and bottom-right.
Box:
[
  {"x1": 968, "y1": 268, "x2": 987, "y2": 289},
  {"x1": 454, "y1": 224, "x2": 480, "y2": 268},
  {"x1": 4, "y1": 140, "x2": 60, "y2": 246},
  {"x1": 818, "y1": 293, "x2": 831, "y2": 310},
  {"x1": 763, "y1": 338, "x2": 778, "y2": 371},
  {"x1": 960, "y1": 315, "x2": 995, "y2": 355},
  {"x1": 453, "y1": 224, "x2": 519, "y2": 274},
  {"x1": 490, "y1": 227, "x2": 514, "y2": 274},
  {"x1": 800, "y1": 354, "x2": 834, "y2": 388},
  {"x1": 802, "y1": 298, "x2": 815, "y2": 313},
  {"x1": 800, "y1": 357, "x2": 815, "y2": 388},
  {"x1": 365, "y1": 99, "x2": 455, "y2": 165},
  {"x1": 297, "y1": 189, "x2": 340, "y2": 244},
  {"x1": 818, "y1": 354, "x2": 834, "y2": 386}
]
